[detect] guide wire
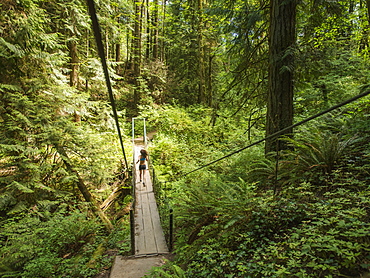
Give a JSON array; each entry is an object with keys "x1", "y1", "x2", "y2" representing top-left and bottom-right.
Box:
[
  {"x1": 182, "y1": 89, "x2": 370, "y2": 178},
  {"x1": 86, "y1": 0, "x2": 128, "y2": 170}
]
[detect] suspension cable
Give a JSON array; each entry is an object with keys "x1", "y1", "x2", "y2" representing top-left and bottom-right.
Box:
[
  {"x1": 183, "y1": 89, "x2": 370, "y2": 177},
  {"x1": 86, "y1": 0, "x2": 128, "y2": 170}
]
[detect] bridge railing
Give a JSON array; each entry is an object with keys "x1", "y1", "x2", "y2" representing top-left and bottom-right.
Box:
[
  {"x1": 130, "y1": 161, "x2": 136, "y2": 255},
  {"x1": 151, "y1": 165, "x2": 174, "y2": 252}
]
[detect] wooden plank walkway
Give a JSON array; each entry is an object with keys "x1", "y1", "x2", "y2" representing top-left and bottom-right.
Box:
[
  {"x1": 109, "y1": 146, "x2": 168, "y2": 278},
  {"x1": 134, "y1": 145, "x2": 168, "y2": 256}
]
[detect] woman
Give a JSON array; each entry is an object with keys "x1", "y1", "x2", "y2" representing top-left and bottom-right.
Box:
[{"x1": 136, "y1": 149, "x2": 148, "y2": 182}]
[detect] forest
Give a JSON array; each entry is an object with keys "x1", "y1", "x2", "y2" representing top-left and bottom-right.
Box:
[{"x1": 0, "y1": 0, "x2": 370, "y2": 277}]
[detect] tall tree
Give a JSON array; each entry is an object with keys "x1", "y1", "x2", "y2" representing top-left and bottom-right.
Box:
[
  {"x1": 196, "y1": 0, "x2": 207, "y2": 104},
  {"x1": 366, "y1": 0, "x2": 370, "y2": 54},
  {"x1": 133, "y1": 0, "x2": 143, "y2": 111},
  {"x1": 152, "y1": 0, "x2": 160, "y2": 60},
  {"x1": 265, "y1": 0, "x2": 297, "y2": 154}
]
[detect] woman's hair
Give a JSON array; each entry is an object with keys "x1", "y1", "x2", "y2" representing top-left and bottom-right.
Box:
[{"x1": 140, "y1": 149, "x2": 148, "y2": 157}]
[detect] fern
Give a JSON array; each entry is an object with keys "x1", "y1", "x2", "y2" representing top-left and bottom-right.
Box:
[
  {"x1": 7, "y1": 181, "x2": 34, "y2": 194},
  {"x1": 0, "y1": 84, "x2": 22, "y2": 93},
  {"x1": 7, "y1": 201, "x2": 28, "y2": 215},
  {"x1": 146, "y1": 260, "x2": 186, "y2": 278},
  {"x1": 286, "y1": 130, "x2": 357, "y2": 174},
  {"x1": 0, "y1": 38, "x2": 25, "y2": 58}
]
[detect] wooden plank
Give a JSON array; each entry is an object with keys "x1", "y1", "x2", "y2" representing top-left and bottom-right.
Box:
[
  {"x1": 143, "y1": 173, "x2": 153, "y2": 191},
  {"x1": 135, "y1": 181, "x2": 156, "y2": 255},
  {"x1": 148, "y1": 192, "x2": 168, "y2": 253},
  {"x1": 136, "y1": 184, "x2": 148, "y2": 255},
  {"x1": 139, "y1": 191, "x2": 157, "y2": 255},
  {"x1": 134, "y1": 183, "x2": 146, "y2": 255}
]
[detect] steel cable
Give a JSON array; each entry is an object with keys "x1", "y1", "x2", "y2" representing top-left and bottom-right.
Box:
[
  {"x1": 183, "y1": 89, "x2": 370, "y2": 177},
  {"x1": 86, "y1": 0, "x2": 128, "y2": 170}
]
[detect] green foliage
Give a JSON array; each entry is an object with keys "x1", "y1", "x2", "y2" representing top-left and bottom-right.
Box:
[
  {"x1": 0, "y1": 2, "x2": 130, "y2": 277},
  {"x1": 285, "y1": 127, "x2": 357, "y2": 175},
  {"x1": 275, "y1": 189, "x2": 370, "y2": 277},
  {"x1": 1, "y1": 0, "x2": 370, "y2": 277},
  {"x1": 145, "y1": 260, "x2": 186, "y2": 278},
  {"x1": 149, "y1": 99, "x2": 370, "y2": 277},
  {"x1": 106, "y1": 222, "x2": 131, "y2": 255},
  {"x1": 0, "y1": 209, "x2": 108, "y2": 278},
  {"x1": 150, "y1": 135, "x2": 190, "y2": 180},
  {"x1": 171, "y1": 181, "x2": 370, "y2": 278},
  {"x1": 142, "y1": 105, "x2": 235, "y2": 179}
]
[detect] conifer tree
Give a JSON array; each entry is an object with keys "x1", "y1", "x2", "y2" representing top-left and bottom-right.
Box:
[
  {"x1": 265, "y1": 0, "x2": 297, "y2": 154},
  {"x1": 0, "y1": 0, "x2": 115, "y2": 230}
]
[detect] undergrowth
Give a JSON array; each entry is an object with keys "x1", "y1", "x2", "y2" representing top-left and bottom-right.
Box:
[
  {"x1": 146, "y1": 103, "x2": 370, "y2": 277},
  {"x1": 0, "y1": 205, "x2": 131, "y2": 278}
]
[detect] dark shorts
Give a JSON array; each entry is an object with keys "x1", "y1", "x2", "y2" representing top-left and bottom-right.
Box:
[{"x1": 139, "y1": 165, "x2": 146, "y2": 170}]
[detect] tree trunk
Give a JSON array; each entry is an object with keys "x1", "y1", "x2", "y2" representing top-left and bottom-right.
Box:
[
  {"x1": 145, "y1": 0, "x2": 151, "y2": 60},
  {"x1": 105, "y1": 30, "x2": 109, "y2": 60},
  {"x1": 152, "y1": 0, "x2": 159, "y2": 60},
  {"x1": 197, "y1": 0, "x2": 207, "y2": 105},
  {"x1": 160, "y1": 0, "x2": 167, "y2": 62},
  {"x1": 115, "y1": 15, "x2": 122, "y2": 75},
  {"x1": 359, "y1": 0, "x2": 370, "y2": 51},
  {"x1": 69, "y1": 40, "x2": 79, "y2": 88},
  {"x1": 265, "y1": 0, "x2": 297, "y2": 154},
  {"x1": 54, "y1": 143, "x2": 113, "y2": 232},
  {"x1": 208, "y1": 54, "x2": 214, "y2": 107},
  {"x1": 116, "y1": 43, "x2": 121, "y2": 74},
  {"x1": 133, "y1": 0, "x2": 143, "y2": 111},
  {"x1": 69, "y1": 40, "x2": 81, "y2": 123},
  {"x1": 366, "y1": 0, "x2": 370, "y2": 48}
]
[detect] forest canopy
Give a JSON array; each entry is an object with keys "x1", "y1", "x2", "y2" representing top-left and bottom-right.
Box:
[{"x1": 1, "y1": 0, "x2": 370, "y2": 277}]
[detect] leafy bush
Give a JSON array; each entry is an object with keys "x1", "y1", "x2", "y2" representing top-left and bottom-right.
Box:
[
  {"x1": 150, "y1": 135, "x2": 191, "y2": 180},
  {"x1": 176, "y1": 186, "x2": 370, "y2": 278},
  {"x1": 106, "y1": 223, "x2": 131, "y2": 255},
  {"x1": 0, "y1": 210, "x2": 109, "y2": 278}
]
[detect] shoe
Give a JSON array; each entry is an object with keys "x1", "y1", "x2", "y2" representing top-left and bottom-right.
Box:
[{"x1": 140, "y1": 180, "x2": 142, "y2": 182}]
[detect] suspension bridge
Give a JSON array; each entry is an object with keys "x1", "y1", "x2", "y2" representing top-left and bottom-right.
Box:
[{"x1": 109, "y1": 135, "x2": 170, "y2": 278}]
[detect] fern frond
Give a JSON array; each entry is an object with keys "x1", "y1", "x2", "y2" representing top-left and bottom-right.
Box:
[
  {"x1": 0, "y1": 84, "x2": 22, "y2": 93},
  {"x1": 7, "y1": 181, "x2": 34, "y2": 193},
  {"x1": 7, "y1": 201, "x2": 28, "y2": 215},
  {"x1": 0, "y1": 38, "x2": 25, "y2": 58}
]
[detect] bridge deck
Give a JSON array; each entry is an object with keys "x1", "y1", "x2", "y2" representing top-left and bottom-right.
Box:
[
  {"x1": 134, "y1": 146, "x2": 168, "y2": 256},
  {"x1": 109, "y1": 146, "x2": 168, "y2": 278}
]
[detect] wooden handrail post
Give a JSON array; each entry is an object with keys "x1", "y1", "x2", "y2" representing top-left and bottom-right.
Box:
[
  {"x1": 169, "y1": 208, "x2": 173, "y2": 252},
  {"x1": 130, "y1": 206, "x2": 135, "y2": 255}
]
